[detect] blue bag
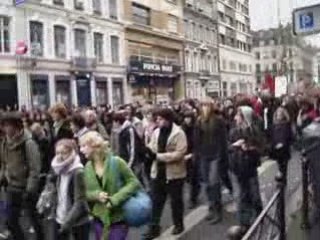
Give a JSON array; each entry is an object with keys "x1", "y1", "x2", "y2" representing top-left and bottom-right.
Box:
[{"x1": 110, "y1": 156, "x2": 152, "y2": 227}]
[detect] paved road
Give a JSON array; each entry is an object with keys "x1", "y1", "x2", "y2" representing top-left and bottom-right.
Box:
[
  {"x1": 3, "y1": 152, "x2": 302, "y2": 240},
  {"x1": 179, "y1": 152, "x2": 302, "y2": 240}
]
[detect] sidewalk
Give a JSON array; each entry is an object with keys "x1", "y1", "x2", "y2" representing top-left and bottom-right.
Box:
[{"x1": 288, "y1": 210, "x2": 320, "y2": 240}]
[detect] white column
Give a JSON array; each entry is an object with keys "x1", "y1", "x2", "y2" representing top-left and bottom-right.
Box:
[
  {"x1": 107, "y1": 77, "x2": 113, "y2": 107},
  {"x1": 17, "y1": 71, "x2": 30, "y2": 109},
  {"x1": 90, "y1": 77, "x2": 97, "y2": 106},
  {"x1": 71, "y1": 78, "x2": 78, "y2": 107},
  {"x1": 48, "y1": 74, "x2": 56, "y2": 106},
  {"x1": 122, "y1": 77, "x2": 129, "y2": 104}
]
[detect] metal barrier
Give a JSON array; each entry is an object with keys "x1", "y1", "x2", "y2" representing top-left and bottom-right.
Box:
[
  {"x1": 300, "y1": 140, "x2": 320, "y2": 229},
  {"x1": 241, "y1": 174, "x2": 286, "y2": 240}
]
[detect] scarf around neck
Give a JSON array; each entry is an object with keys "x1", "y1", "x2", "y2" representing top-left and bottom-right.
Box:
[{"x1": 51, "y1": 151, "x2": 83, "y2": 175}]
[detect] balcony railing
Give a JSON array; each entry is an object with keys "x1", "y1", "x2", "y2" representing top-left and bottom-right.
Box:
[{"x1": 72, "y1": 57, "x2": 97, "y2": 69}]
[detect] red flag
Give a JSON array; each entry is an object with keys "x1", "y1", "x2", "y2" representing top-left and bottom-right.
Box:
[{"x1": 262, "y1": 73, "x2": 275, "y2": 95}]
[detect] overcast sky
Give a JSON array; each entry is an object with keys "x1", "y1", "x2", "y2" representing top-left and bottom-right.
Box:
[{"x1": 249, "y1": 0, "x2": 320, "y2": 45}]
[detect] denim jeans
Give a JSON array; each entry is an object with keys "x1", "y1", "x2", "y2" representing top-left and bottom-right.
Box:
[
  {"x1": 201, "y1": 158, "x2": 222, "y2": 210},
  {"x1": 231, "y1": 173, "x2": 263, "y2": 227}
]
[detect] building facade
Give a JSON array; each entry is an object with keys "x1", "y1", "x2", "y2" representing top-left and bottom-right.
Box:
[
  {"x1": 313, "y1": 52, "x2": 320, "y2": 84},
  {"x1": 252, "y1": 25, "x2": 316, "y2": 91},
  {"x1": 0, "y1": 0, "x2": 126, "y2": 109},
  {"x1": 124, "y1": 0, "x2": 184, "y2": 105},
  {"x1": 217, "y1": 0, "x2": 255, "y2": 97},
  {"x1": 183, "y1": 0, "x2": 220, "y2": 99}
]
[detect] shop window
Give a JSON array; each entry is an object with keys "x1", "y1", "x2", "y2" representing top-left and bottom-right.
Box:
[
  {"x1": 96, "y1": 81, "x2": 108, "y2": 105},
  {"x1": 222, "y1": 82, "x2": 227, "y2": 97},
  {"x1": 0, "y1": 16, "x2": 10, "y2": 53},
  {"x1": 231, "y1": 83, "x2": 237, "y2": 96},
  {"x1": 30, "y1": 21, "x2": 44, "y2": 57},
  {"x1": 55, "y1": 79, "x2": 71, "y2": 106},
  {"x1": 112, "y1": 79, "x2": 123, "y2": 106},
  {"x1": 31, "y1": 77, "x2": 49, "y2": 110},
  {"x1": 54, "y1": 25, "x2": 66, "y2": 58}
]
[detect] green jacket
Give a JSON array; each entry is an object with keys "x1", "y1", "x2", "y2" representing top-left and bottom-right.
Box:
[{"x1": 84, "y1": 153, "x2": 140, "y2": 239}]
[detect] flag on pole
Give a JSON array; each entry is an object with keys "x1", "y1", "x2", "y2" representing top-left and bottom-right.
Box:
[{"x1": 15, "y1": 0, "x2": 25, "y2": 6}]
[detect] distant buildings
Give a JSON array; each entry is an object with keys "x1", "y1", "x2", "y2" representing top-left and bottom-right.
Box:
[
  {"x1": 124, "y1": 0, "x2": 184, "y2": 105},
  {"x1": 183, "y1": 0, "x2": 220, "y2": 99},
  {"x1": 0, "y1": 0, "x2": 126, "y2": 109},
  {"x1": 217, "y1": 0, "x2": 255, "y2": 97},
  {"x1": 252, "y1": 25, "x2": 317, "y2": 91}
]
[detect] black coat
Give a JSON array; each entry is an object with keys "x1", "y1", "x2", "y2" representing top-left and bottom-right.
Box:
[
  {"x1": 271, "y1": 122, "x2": 292, "y2": 161},
  {"x1": 229, "y1": 126, "x2": 262, "y2": 179},
  {"x1": 53, "y1": 121, "x2": 73, "y2": 145}
]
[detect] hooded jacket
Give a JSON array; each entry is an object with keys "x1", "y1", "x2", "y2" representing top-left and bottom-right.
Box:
[{"x1": 0, "y1": 130, "x2": 41, "y2": 194}]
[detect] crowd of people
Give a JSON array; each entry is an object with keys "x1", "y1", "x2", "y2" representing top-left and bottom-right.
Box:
[{"x1": 0, "y1": 92, "x2": 319, "y2": 240}]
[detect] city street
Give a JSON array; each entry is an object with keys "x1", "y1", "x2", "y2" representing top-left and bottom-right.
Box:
[{"x1": 128, "y1": 152, "x2": 302, "y2": 240}]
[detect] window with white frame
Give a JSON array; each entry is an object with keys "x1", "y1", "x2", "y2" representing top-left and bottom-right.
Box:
[
  {"x1": 109, "y1": 0, "x2": 118, "y2": 20},
  {"x1": 193, "y1": 52, "x2": 198, "y2": 72},
  {"x1": 184, "y1": 20, "x2": 189, "y2": 38},
  {"x1": 92, "y1": 0, "x2": 102, "y2": 15},
  {"x1": 94, "y1": 32, "x2": 104, "y2": 62},
  {"x1": 54, "y1": 25, "x2": 66, "y2": 58},
  {"x1": 74, "y1": 29, "x2": 86, "y2": 57},
  {"x1": 110, "y1": 35, "x2": 119, "y2": 64},
  {"x1": 168, "y1": 15, "x2": 178, "y2": 33},
  {"x1": 0, "y1": 16, "x2": 10, "y2": 53},
  {"x1": 30, "y1": 21, "x2": 44, "y2": 57},
  {"x1": 132, "y1": 3, "x2": 150, "y2": 26}
]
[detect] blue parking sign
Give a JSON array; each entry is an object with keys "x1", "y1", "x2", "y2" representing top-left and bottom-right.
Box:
[
  {"x1": 299, "y1": 12, "x2": 314, "y2": 29},
  {"x1": 15, "y1": 0, "x2": 25, "y2": 5}
]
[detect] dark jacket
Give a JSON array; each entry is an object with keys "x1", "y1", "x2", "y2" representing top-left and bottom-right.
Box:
[
  {"x1": 33, "y1": 134, "x2": 51, "y2": 174},
  {"x1": 195, "y1": 116, "x2": 228, "y2": 161},
  {"x1": 48, "y1": 168, "x2": 90, "y2": 229},
  {"x1": 0, "y1": 130, "x2": 41, "y2": 194},
  {"x1": 229, "y1": 126, "x2": 262, "y2": 179},
  {"x1": 271, "y1": 122, "x2": 292, "y2": 161},
  {"x1": 118, "y1": 120, "x2": 145, "y2": 167},
  {"x1": 53, "y1": 120, "x2": 73, "y2": 145}
]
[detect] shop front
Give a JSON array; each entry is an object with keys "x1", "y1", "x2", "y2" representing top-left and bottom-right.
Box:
[{"x1": 128, "y1": 61, "x2": 181, "y2": 104}]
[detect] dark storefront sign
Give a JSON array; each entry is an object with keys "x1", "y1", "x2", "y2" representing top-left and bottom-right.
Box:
[
  {"x1": 30, "y1": 74, "x2": 49, "y2": 109},
  {"x1": 128, "y1": 61, "x2": 181, "y2": 84},
  {"x1": 129, "y1": 61, "x2": 180, "y2": 73}
]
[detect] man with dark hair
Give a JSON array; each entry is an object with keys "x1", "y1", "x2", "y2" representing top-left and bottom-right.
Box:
[
  {"x1": 70, "y1": 113, "x2": 90, "y2": 164},
  {"x1": 0, "y1": 112, "x2": 41, "y2": 240},
  {"x1": 144, "y1": 108, "x2": 188, "y2": 239}
]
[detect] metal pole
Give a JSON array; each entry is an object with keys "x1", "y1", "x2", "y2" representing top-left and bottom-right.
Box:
[
  {"x1": 301, "y1": 150, "x2": 310, "y2": 229},
  {"x1": 276, "y1": 172, "x2": 286, "y2": 240}
]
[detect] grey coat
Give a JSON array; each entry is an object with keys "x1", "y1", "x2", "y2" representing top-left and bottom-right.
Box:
[{"x1": 0, "y1": 130, "x2": 41, "y2": 194}]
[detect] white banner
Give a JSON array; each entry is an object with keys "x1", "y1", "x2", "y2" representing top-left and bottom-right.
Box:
[{"x1": 275, "y1": 76, "x2": 288, "y2": 97}]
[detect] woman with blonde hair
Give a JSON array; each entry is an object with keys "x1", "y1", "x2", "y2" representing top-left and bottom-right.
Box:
[
  {"x1": 195, "y1": 99, "x2": 229, "y2": 225},
  {"x1": 80, "y1": 131, "x2": 140, "y2": 240}
]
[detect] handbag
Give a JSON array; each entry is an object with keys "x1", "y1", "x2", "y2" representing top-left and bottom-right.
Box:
[
  {"x1": 36, "y1": 180, "x2": 57, "y2": 219},
  {"x1": 110, "y1": 156, "x2": 152, "y2": 227}
]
